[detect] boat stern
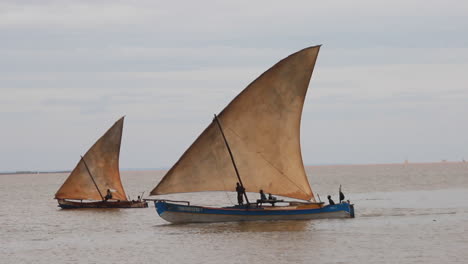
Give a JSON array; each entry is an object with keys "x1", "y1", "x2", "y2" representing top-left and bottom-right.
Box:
[{"x1": 322, "y1": 202, "x2": 355, "y2": 218}]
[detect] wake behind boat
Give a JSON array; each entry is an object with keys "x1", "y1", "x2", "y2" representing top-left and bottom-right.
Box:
[
  {"x1": 54, "y1": 117, "x2": 147, "y2": 209},
  {"x1": 148, "y1": 45, "x2": 354, "y2": 223}
]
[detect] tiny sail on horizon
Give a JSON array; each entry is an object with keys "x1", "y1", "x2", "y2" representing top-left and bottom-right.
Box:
[
  {"x1": 151, "y1": 45, "x2": 321, "y2": 201},
  {"x1": 55, "y1": 117, "x2": 128, "y2": 201}
]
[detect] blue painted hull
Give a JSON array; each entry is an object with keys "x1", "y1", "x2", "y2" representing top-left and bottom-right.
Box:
[{"x1": 154, "y1": 201, "x2": 355, "y2": 223}]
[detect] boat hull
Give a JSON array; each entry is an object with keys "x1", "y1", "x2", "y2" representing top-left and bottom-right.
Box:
[
  {"x1": 155, "y1": 201, "x2": 354, "y2": 223},
  {"x1": 57, "y1": 199, "x2": 148, "y2": 209}
]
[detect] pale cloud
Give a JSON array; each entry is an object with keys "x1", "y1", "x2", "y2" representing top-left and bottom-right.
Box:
[
  {"x1": 2, "y1": 1, "x2": 466, "y2": 29},
  {"x1": 1, "y1": 0, "x2": 468, "y2": 171}
]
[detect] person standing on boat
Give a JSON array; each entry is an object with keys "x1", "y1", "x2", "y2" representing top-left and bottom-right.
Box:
[
  {"x1": 105, "y1": 189, "x2": 113, "y2": 201},
  {"x1": 327, "y1": 195, "x2": 335, "y2": 205},
  {"x1": 339, "y1": 185, "x2": 345, "y2": 203},
  {"x1": 236, "y1": 183, "x2": 245, "y2": 205}
]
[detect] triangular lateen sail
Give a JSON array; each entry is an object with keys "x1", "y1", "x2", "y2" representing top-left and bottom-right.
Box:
[
  {"x1": 151, "y1": 45, "x2": 321, "y2": 201},
  {"x1": 55, "y1": 117, "x2": 128, "y2": 201}
]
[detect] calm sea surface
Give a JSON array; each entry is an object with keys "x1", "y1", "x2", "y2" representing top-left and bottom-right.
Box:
[{"x1": 1, "y1": 163, "x2": 467, "y2": 264}]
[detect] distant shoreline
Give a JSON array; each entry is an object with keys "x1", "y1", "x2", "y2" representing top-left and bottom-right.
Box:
[
  {"x1": 305, "y1": 160, "x2": 467, "y2": 167},
  {"x1": 1, "y1": 161, "x2": 466, "y2": 175},
  {"x1": 0, "y1": 170, "x2": 71, "y2": 175}
]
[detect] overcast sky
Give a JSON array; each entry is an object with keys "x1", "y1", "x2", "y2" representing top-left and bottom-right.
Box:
[{"x1": 1, "y1": 0, "x2": 467, "y2": 171}]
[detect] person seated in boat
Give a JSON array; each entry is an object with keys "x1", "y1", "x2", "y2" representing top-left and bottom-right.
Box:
[
  {"x1": 137, "y1": 196, "x2": 141, "y2": 202},
  {"x1": 235, "y1": 182, "x2": 245, "y2": 205},
  {"x1": 268, "y1": 193, "x2": 276, "y2": 201},
  {"x1": 256, "y1": 189, "x2": 268, "y2": 206},
  {"x1": 104, "y1": 189, "x2": 113, "y2": 201},
  {"x1": 327, "y1": 195, "x2": 335, "y2": 205}
]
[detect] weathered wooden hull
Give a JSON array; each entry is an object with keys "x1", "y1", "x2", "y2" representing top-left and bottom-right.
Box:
[
  {"x1": 154, "y1": 201, "x2": 354, "y2": 223},
  {"x1": 57, "y1": 199, "x2": 148, "y2": 209}
]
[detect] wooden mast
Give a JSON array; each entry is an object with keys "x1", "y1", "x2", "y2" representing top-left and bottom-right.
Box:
[
  {"x1": 213, "y1": 114, "x2": 250, "y2": 205},
  {"x1": 80, "y1": 156, "x2": 105, "y2": 201}
]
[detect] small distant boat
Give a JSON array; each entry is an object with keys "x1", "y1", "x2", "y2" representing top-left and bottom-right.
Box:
[
  {"x1": 148, "y1": 45, "x2": 354, "y2": 223},
  {"x1": 54, "y1": 117, "x2": 147, "y2": 209}
]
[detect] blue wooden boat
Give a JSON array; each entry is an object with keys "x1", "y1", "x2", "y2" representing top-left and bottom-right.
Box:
[
  {"x1": 149, "y1": 45, "x2": 355, "y2": 223},
  {"x1": 154, "y1": 200, "x2": 354, "y2": 223}
]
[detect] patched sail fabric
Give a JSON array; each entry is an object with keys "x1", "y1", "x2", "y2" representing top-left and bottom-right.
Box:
[
  {"x1": 151, "y1": 46, "x2": 320, "y2": 201},
  {"x1": 55, "y1": 117, "x2": 128, "y2": 201}
]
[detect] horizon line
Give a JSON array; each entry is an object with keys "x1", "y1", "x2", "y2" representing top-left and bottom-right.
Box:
[{"x1": 1, "y1": 160, "x2": 466, "y2": 175}]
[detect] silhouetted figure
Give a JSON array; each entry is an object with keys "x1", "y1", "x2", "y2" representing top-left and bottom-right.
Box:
[
  {"x1": 339, "y1": 185, "x2": 345, "y2": 203},
  {"x1": 105, "y1": 189, "x2": 112, "y2": 201},
  {"x1": 256, "y1": 189, "x2": 268, "y2": 207},
  {"x1": 268, "y1": 193, "x2": 276, "y2": 200},
  {"x1": 236, "y1": 183, "x2": 245, "y2": 205},
  {"x1": 327, "y1": 195, "x2": 335, "y2": 205}
]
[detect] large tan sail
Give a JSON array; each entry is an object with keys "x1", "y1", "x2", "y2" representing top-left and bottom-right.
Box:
[
  {"x1": 151, "y1": 46, "x2": 321, "y2": 201},
  {"x1": 55, "y1": 117, "x2": 128, "y2": 201}
]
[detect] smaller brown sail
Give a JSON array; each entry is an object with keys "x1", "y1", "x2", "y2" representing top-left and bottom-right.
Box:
[{"x1": 55, "y1": 117, "x2": 128, "y2": 201}]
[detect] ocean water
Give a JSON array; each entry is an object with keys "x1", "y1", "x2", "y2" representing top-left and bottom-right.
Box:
[{"x1": 1, "y1": 163, "x2": 467, "y2": 264}]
